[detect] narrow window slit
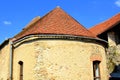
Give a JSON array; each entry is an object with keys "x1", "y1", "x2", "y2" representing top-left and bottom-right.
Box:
[
  {"x1": 93, "y1": 61, "x2": 101, "y2": 80},
  {"x1": 18, "y1": 61, "x2": 23, "y2": 80}
]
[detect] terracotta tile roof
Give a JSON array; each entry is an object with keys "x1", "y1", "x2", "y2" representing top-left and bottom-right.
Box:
[
  {"x1": 14, "y1": 7, "x2": 97, "y2": 40},
  {"x1": 89, "y1": 13, "x2": 120, "y2": 36}
]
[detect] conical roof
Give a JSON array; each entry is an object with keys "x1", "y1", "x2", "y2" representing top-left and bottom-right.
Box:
[{"x1": 14, "y1": 7, "x2": 96, "y2": 40}]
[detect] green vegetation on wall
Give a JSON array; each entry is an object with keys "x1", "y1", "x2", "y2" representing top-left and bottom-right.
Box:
[{"x1": 107, "y1": 46, "x2": 120, "y2": 73}]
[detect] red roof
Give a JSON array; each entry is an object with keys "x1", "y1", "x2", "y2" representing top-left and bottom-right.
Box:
[
  {"x1": 89, "y1": 13, "x2": 120, "y2": 36},
  {"x1": 14, "y1": 7, "x2": 96, "y2": 40}
]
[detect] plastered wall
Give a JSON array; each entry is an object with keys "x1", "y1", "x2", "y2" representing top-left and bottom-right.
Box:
[{"x1": 0, "y1": 43, "x2": 10, "y2": 80}]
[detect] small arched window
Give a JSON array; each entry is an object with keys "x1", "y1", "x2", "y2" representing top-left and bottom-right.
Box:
[
  {"x1": 18, "y1": 61, "x2": 23, "y2": 80},
  {"x1": 93, "y1": 61, "x2": 101, "y2": 80}
]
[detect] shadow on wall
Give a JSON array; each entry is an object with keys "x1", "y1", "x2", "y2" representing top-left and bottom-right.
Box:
[{"x1": 109, "y1": 64, "x2": 120, "y2": 80}]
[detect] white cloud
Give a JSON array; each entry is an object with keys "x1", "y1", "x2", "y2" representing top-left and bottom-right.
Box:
[
  {"x1": 115, "y1": 0, "x2": 120, "y2": 7},
  {"x1": 3, "y1": 21, "x2": 12, "y2": 25}
]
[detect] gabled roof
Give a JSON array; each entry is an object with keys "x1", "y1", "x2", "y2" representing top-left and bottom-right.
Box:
[
  {"x1": 89, "y1": 13, "x2": 120, "y2": 36},
  {"x1": 14, "y1": 7, "x2": 96, "y2": 40}
]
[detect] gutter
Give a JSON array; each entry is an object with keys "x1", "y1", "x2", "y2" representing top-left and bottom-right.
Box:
[
  {"x1": 10, "y1": 41, "x2": 13, "y2": 80},
  {"x1": 13, "y1": 34, "x2": 108, "y2": 44}
]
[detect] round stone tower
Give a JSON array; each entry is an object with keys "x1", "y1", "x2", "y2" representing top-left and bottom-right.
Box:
[{"x1": 11, "y1": 7, "x2": 108, "y2": 80}]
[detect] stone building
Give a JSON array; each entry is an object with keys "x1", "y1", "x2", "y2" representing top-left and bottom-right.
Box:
[
  {"x1": 90, "y1": 13, "x2": 120, "y2": 79},
  {"x1": 0, "y1": 7, "x2": 114, "y2": 80}
]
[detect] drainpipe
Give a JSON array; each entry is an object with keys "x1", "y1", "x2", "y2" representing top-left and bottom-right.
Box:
[{"x1": 10, "y1": 41, "x2": 13, "y2": 80}]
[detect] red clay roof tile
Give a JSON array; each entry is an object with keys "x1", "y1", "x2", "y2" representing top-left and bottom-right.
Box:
[
  {"x1": 14, "y1": 7, "x2": 97, "y2": 40},
  {"x1": 89, "y1": 13, "x2": 120, "y2": 36}
]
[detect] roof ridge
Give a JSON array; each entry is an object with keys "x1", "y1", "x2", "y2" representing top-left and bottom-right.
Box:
[
  {"x1": 90, "y1": 13, "x2": 120, "y2": 29},
  {"x1": 89, "y1": 13, "x2": 120, "y2": 35}
]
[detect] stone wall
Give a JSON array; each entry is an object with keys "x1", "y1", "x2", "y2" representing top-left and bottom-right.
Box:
[
  {"x1": 107, "y1": 44, "x2": 120, "y2": 73},
  {"x1": 12, "y1": 38, "x2": 108, "y2": 80},
  {"x1": 108, "y1": 31, "x2": 116, "y2": 46}
]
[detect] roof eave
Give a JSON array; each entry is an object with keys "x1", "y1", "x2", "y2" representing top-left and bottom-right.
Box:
[
  {"x1": 97, "y1": 20, "x2": 120, "y2": 36},
  {"x1": 0, "y1": 39, "x2": 9, "y2": 49}
]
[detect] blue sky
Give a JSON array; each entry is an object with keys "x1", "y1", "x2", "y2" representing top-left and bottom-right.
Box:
[{"x1": 0, "y1": 0, "x2": 120, "y2": 43}]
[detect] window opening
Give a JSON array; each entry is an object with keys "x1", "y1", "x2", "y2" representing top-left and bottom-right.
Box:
[
  {"x1": 18, "y1": 61, "x2": 23, "y2": 80},
  {"x1": 93, "y1": 61, "x2": 101, "y2": 80}
]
